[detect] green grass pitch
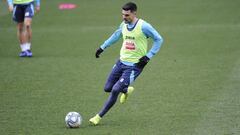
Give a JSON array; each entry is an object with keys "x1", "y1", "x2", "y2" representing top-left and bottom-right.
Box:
[{"x1": 0, "y1": 0, "x2": 240, "y2": 134}]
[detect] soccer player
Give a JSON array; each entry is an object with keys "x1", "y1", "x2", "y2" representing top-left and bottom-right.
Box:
[
  {"x1": 7, "y1": 0, "x2": 40, "y2": 57},
  {"x1": 89, "y1": 2, "x2": 164, "y2": 125}
]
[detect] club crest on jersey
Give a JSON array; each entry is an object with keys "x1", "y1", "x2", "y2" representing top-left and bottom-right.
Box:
[{"x1": 125, "y1": 41, "x2": 136, "y2": 50}]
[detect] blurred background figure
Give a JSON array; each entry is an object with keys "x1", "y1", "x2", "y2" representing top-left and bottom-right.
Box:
[{"x1": 7, "y1": 0, "x2": 40, "y2": 57}]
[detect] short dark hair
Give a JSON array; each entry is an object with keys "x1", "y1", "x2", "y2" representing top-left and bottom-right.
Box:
[{"x1": 122, "y1": 2, "x2": 137, "y2": 12}]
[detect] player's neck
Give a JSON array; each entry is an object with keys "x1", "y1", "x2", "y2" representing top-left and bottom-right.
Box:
[{"x1": 130, "y1": 17, "x2": 138, "y2": 25}]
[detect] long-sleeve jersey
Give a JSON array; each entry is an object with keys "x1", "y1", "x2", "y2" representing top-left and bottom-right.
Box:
[
  {"x1": 100, "y1": 20, "x2": 163, "y2": 60},
  {"x1": 7, "y1": 0, "x2": 40, "y2": 6}
]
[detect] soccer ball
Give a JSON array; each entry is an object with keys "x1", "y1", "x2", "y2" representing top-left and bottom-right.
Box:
[{"x1": 65, "y1": 112, "x2": 82, "y2": 128}]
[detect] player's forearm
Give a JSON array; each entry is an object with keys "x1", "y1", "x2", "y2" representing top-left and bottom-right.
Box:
[
  {"x1": 35, "y1": 0, "x2": 40, "y2": 7},
  {"x1": 142, "y1": 22, "x2": 163, "y2": 58},
  {"x1": 146, "y1": 37, "x2": 163, "y2": 58},
  {"x1": 100, "y1": 29, "x2": 122, "y2": 50}
]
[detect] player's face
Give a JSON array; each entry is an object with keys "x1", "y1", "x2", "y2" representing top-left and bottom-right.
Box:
[{"x1": 122, "y1": 10, "x2": 136, "y2": 24}]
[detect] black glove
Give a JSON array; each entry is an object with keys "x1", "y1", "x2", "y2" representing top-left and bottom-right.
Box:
[
  {"x1": 95, "y1": 48, "x2": 104, "y2": 58},
  {"x1": 136, "y1": 56, "x2": 150, "y2": 68}
]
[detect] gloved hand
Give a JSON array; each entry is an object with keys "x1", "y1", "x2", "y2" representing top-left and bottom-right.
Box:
[
  {"x1": 95, "y1": 48, "x2": 104, "y2": 58},
  {"x1": 136, "y1": 56, "x2": 150, "y2": 68}
]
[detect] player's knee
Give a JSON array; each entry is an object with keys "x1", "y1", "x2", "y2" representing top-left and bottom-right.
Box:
[
  {"x1": 17, "y1": 23, "x2": 24, "y2": 32},
  {"x1": 18, "y1": 27, "x2": 24, "y2": 33},
  {"x1": 24, "y1": 21, "x2": 32, "y2": 29},
  {"x1": 104, "y1": 88, "x2": 111, "y2": 93},
  {"x1": 104, "y1": 84, "x2": 112, "y2": 93},
  {"x1": 25, "y1": 24, "x2": 31, "y2": 30}
]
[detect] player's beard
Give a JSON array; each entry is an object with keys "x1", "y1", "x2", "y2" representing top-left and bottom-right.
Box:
[{"x1": 124, "y1": 18, "x2": 131, "y2": 24}]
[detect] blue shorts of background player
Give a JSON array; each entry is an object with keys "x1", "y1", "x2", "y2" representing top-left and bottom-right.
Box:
[{"x1": 13, "y1": 2, "x2": 34, "y2": 23}]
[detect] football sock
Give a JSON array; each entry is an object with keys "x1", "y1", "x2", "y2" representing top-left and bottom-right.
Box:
[
  {"x1": 26, "y1": 42, "x2": 31, "y2": 50},
  {"x1": 20, "y1": 43, "x2": 28, "y2": 51}
]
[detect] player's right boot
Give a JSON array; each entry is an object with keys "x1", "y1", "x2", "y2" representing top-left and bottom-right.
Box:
[
  {"x1": 19, "y1": 51, "x2": 28, "y2": 57},
  {"x1": 120, "y1": 86, "x2": 134, "y2": 104},
  {"x1": 89, "y1": 114, "x2": 101, "y2": 125}
]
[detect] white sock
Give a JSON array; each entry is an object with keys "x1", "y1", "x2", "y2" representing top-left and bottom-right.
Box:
[
  {"x1": 26, "y1": 42, "x2": 31, "y2": 50},
  {"x1": 20, "y1": 43, "x2": 28, "y2": 51}
]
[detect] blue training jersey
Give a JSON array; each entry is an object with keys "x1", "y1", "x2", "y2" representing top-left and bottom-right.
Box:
[{"x1": 100, "y1": 19, "x2": 163, "y2": 60}]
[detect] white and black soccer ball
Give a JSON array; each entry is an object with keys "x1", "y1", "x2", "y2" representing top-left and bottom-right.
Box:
[{"x1": 65, "y1": 112, "x2": 82, "y2": 128}]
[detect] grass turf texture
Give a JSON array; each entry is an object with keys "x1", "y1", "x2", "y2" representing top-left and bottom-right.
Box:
[{"x1": 0, "y1": 0, "x2": 240, "y2": 134}]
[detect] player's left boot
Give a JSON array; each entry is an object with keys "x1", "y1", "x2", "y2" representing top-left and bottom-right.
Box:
[
  {"x1": 26, "y1": 50, "x2": 32, "y2": 57},
  {"x1": 120, "y1": 86, "x2": 134, "y2": 104},
  {"x1": 89, "y1": 114, "x2": 101, "y2": 125}
]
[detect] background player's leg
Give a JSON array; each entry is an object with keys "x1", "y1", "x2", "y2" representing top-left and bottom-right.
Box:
[
  {"x1": 17, "y1": 22, "x2": 30, "y2": 56},
  {"x1": 13, "y1": 4, "x2": 29, "y2": 56},
  {"x1": 17, "y1": 22, "x2": 26, "y2": 46},
  {"x1": 23, "y1": 3, "x2": 34, "y2": 53},
  {"x1": 24, "y1": 18, "x2": 32, "y2": 50}
]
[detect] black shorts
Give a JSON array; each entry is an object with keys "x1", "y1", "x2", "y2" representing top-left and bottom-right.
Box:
[{"x1": 12, "y1": 2, "x2": 34, "y2": 23}]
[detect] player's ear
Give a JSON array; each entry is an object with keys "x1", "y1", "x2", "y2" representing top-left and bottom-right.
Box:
[{"x1": 133, "y1": 11, "x2": 137, "y2": 15}]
